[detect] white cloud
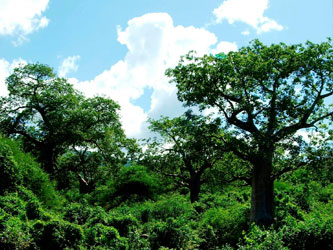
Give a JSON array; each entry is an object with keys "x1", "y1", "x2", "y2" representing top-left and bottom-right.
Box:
[
  {"x1": 0, "y1": 0, "x2": 49, "y2": 44},
  {"x1": 213, "y1": 0, "x2": 283, "y2": 34},
  {"x1": 0, "y1": 58, "x2": 27, "y2": 96},
  {"x1": 211, "y1": 41, "x2": 238, "y2": 54},
  {"x1": 58, "y1": 55, "x2": 81, "y2": 77},
  {"x1": 72, "y1": 13, "x2": 233, "y2": 138},
  {"x1": 241, "y1": 30, "x2": 250, "y2": 36}
]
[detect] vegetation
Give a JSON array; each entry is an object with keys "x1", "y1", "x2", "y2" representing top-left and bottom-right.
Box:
[
  {"x1": 166, "y1": 39, "x2": 332, "y2": 226},
  {"x1": 0, "y1": 39, "x2": 332, "y2": 249}
]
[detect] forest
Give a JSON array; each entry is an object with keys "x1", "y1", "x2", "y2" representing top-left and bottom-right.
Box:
[{"x1": 0, "y1": 39, "x2": 332, "y2": 249}]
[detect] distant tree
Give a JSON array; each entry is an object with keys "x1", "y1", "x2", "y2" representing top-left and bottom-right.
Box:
[
  {"x1": 0, "y1": 63, "x2": 125, "y2": 176},
  {"x1": 144, "y1": 111, "x2": 224, "y2": 203},
  {"x1": 166, "y1": 39, "x2": 332, "y2": 225}
]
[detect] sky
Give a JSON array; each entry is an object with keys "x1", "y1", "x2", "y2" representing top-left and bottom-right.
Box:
[{"x1": 0, "y1": 0, "x2": 332, "y2": 139}]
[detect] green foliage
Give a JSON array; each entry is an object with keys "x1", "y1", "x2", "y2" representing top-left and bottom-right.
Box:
[
  {"x1": 32, "y1": 219, "x2": 83, "y2": 250},
  {"x1": 0, "y1": 136, "x2": 23, "y2": 194},
  {"x1": 0, "y1": 63, "x2": 125, "y2": 177},
  {"x1": 126, "y1": 229, "x2": 150, "y2": 250},
  {"x1": 63, "y1": 202, "x2": 96, "y2": 225},
  {"x1": 0, "y1": 135, "x2": 60, "y2": 208},
  {"x1": 281, "y1": 205, "x2": 333, "y2": 250},
  {"x1": 146, "y1": 218, "x2": 195, "y2": 250},
  {"x1": 167, "y1": 39, "x2": 333, "y2": 225},
  {"x1": 0, "y1": 192, "x2": 27, "y2": 220},
  {"x1": 238, "y1": 225, "x2": 287, "y2": 250},
  {"x1": 91, "y1": 165, "x2": 162, "y2": 207},
  {"x1": 25, "y1": 194, "x2": 43, "y2": 220},
  {"x1": 0, "y1": 40, "x2": 332, "y2": 249},
  {"x1": 199, "y1": 203, "x2": 249, "y2": 248},
  {"x1": 63, "y1": 202, "x2": 110, "y2": 227},
  {"x1": 0, "y1": 209, "x2": 32, "y2": 250},
  {"x1": 114, "y1": 165, "x2": 161, "y2": 201},
  {"x1": 144, "y1": 111, "x2": 224, "y2": 202},
  {"x1": 84, "y1": 223, "x2": 128, "y2": 249},
  {"x1": 107, "y1": 214, "x2": 139, "y2": 237},
  {"x1": 144, "y1": 194, "x2": 195, "y2": 222}
]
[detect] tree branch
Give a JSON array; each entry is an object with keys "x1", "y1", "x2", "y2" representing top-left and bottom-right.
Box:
[
  {"x1": 226, "y1": 175, "x2": 251, "y2": 186},
  {"x1": 271, "y1": 161, "x2": 309, "y2": 180}
]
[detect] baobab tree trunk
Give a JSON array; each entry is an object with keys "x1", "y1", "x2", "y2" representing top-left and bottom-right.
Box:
[
  {"x1": 250, "y1": 152, "x2": 274, "y2": 226},
  {"x1": 189, "y1": 174, "x2": 201, "y2": 203},
  {"x1": 39, "y1": 144, "x2": 56, "y2": 175}
]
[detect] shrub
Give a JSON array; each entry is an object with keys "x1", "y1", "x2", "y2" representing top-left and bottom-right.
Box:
[
  {"x1": 84, "y1": 223, "x2": 128, "y2": 249},
  {"x1": 0, "y1": 193, "x2": 27, "y2": 220},
  {"x1": 25, "y1": 196, "x2": 43, "y2": 220},
  {"x1": 281, "y1": 212, "x2": 333, "y2": 250},
  {"x1": 113, "y1": 165, "x2": 161, "y2": 203},
  {"x1": 0, "y1": 136, "x2": 23, "y2": 194},
  {"x1": 146, "y1": 218, "x2": 195, "y2": 250},
  {"x1": 0, "y1": 136, "x2": 60, "y2": 208},
  {"x1": 0, "y1": 208, "x2": 32, "y2": 250},
  {"x1": 63, "y1": 202, "x2": 94, "y2": 225},
  {"x1": 238, "y1": 225, "x2": 287, "y2": 250},
  {"x1": 107, "y1": 214, "x2": 139, "y2": 237},
  {"x1": 127, "y1": 228, "x2": 151, "y2": 250},
  {"x1": 149, "y1": 194, "x2": 195, "y2": 221},
  {"x1": 199, "y1": 203, "x2": 249, "y2": 248},
  {"x1": 32, "y1": 219, "x2": 83, "y2": 250}
]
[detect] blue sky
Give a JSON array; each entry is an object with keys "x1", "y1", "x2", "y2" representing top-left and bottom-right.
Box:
[{"x1": 0, "y1": 0, "x2": 332, "y2": 138}]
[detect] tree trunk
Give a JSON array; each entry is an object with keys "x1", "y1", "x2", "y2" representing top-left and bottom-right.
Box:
[
  {"x1": 189, "y1": 174, "x2": 201, "y2": 203},
  {"x1": 250, "y1": 153, "x2": 274, "y2": 226},
  {"x1": 39, "y1": 144, "x2": 56, "y2": 175}
]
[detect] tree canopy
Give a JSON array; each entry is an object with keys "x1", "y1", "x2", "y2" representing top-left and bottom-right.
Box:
[
  {"x1": 166, "y1": 39, "x2": 333, "y2": 225},
  {"x1": 144, "y1": 110, "x2": 224, "y2": 202},
  {"x1": 0, "y1": 63, "x2": 125, "y2": 175}
]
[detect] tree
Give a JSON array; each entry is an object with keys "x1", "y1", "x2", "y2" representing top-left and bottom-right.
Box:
[
  {"x1": 0, "y1": 63, "x2": 124, "y2": 176},
  {"x1": 166, "y1": 39, "x2": 332, "y2": 225},
  {"x1": 144, "y1": 110, "x2": 224, "y2": 203}
]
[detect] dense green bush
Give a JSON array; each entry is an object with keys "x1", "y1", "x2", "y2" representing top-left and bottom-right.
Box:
[
  {"x1": 198, "y1": 202, "x2": 249, "y2": 248},
  {"x1": 114, "y1": 165, "x2": 161, "y2": 201},
  {"x1": 0, "y1": 193, "x2": 27, "y2": 219},
  {"x1": 148, "y1": 194, "x2": 195, "y2": 221},
  {"x1": 281, "y1": 209, "x2": 333, "y2": 250},
  {"x1": 238, "y1": 225, "x2": 287, "y2": 250},
  {"x1": 84, "y1": 223, "x2": 128, "y2": 249},
  {"x1": 145, "y1": 218, "x2": 196, "y2": 250},
  {"x1": 0, "y1": 137, "x2": 23, "y2": 194},
  {"x1": 89, "y1": 165, "x2": 162, "y2": 208},
  {"x1": 107, "y1": 214, "x2": 139, "y2": 237},
  {"x1": 63, "y1": 202, "x2": 104, "y2": 225},
  {"x1": 32, "y1": 219, "x2": 83, "y2": 250},
  {"x1": 0, "y1": 136, "x2": 60, "y2": 208},
  {"x1": 0, "y1": 208, "x2": 32, "y2": 250},
  {"x1": 1, "y1": 134, "x2": 332, "y2": 249}
]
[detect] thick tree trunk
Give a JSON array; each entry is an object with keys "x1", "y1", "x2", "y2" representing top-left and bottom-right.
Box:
[
  {"x1": 250, "y1": 153, "x2": 274, "y2": 226},
  {"x1": 39, "y1": 144, "x2": 56, "y2": 175},
  {"x1": 189, "y1": 174, "x2": 201, "y2": 203}
]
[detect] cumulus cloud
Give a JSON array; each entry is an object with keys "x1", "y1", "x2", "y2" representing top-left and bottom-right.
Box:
[
  {"x1": 211, "y1": 41, "x2": 238, "y2": 54},
  {"x1": 0, "y1": 58, "x2": 27, "y2": 96},
  {"x1": 72, "y1": 13, "x2": 235, "y2": 138},
  {"x1": 0, "y1": 0, "x2": 49, "y2": 44},
  {"x1": 213, "y1": 0, "x2": 283, "y2": 34},
  {"x1": 58, "y1": 55, "x2": 81, "y2": 77}
]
